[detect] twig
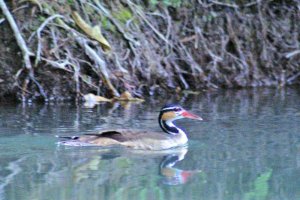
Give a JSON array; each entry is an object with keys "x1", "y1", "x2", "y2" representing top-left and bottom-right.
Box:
[
  {"x1": 287, "y1": 72, "x2": 300, "y2": 84},
  {"x1": 257, "y1": 0, "x2": 268, "y2": 61},
  {"x1": 285, "y1": 50, "x2": 300, "y2": 59},
  {"x1": 210, "y1": 0, "x2": 239, "y2": 8},
  {"x1": 195, "y1": 26, "x2": 222, "y2": 62},
  {"x1": 225, "y1": 14, "x2": 249, "y2": 72},
  {"x1": 0, "y1": 18, "x2": 5, "y2": 24},
  {"x1": 127, "y1": 0, "x2": 170, "y2": 45},
  {"x1": 76, "y1": 37, "x2": 120, "y2": 97},
  {"x1": 32, "y1": 14, "x2": 64, "y2": 66},
  {"x1": 244, "y1": 1, "x2": 260, "y2": 7},
  {"x1": 42, "y1": 58, "x2": 73, "y2": 72},
  {"x1": 171, "y1": 61, "x2": 189, "y2": 89},
  {"x1": 0, "y1": 0, "x2": 33, "y2": 70},
  {"x1": 43, "y1": 58, "x2": 98, "y2": 89},
  {"x1": 30, "y1": 74, "x2": 47, "y2": 99},
  {"x1": 0, "y1": 0, "x2": 48, "y2": 100}
]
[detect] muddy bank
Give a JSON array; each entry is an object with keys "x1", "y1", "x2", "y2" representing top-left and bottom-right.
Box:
[{"x1": 0, "y1": 0, "x2": 299, "y2": 101}]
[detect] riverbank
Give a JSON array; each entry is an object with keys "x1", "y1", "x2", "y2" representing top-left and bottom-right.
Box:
[{"x1": 0, "y1": 0, "x2": 299, "y2": 102}]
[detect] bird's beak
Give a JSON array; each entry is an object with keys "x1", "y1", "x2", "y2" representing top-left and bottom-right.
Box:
[{"x1": 181, "y1": 110, "x2": 203, "y2": 121}]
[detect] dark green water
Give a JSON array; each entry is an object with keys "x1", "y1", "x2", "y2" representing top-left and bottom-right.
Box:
[{"x1": 0, "y1": 88, "x2": 300, "y2": 200}]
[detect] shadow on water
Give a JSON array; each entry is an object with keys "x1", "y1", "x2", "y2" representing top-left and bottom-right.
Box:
[{"x1": 0, "y1": 87, "x2": 300, "y2": 200}]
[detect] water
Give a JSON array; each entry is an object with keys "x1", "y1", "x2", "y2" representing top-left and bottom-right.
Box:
[{"x1": 0, "y1": 88, "x2": 300, "y2": 200}]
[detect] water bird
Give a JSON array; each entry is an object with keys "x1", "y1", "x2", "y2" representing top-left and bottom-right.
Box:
[{"x1": 58, "y1": 104, "x2": 203, "y2": 150}]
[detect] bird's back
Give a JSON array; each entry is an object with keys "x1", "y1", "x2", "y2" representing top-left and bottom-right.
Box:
[{"x1": 59, "y1": 129, "x2": 186, "y2": 150}]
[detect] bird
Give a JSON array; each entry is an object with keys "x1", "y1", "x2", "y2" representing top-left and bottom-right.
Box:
[{"x1": 57, "y1": 104, "x2": 203, "y2": 150}]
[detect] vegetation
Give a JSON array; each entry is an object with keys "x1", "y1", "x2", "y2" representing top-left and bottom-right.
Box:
[{"x1": 0, "y1": 0, "x2": 299, "y2": 101}]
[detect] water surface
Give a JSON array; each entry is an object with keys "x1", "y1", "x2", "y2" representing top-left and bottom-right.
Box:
[{"x1": 0, "y1": 88, "x2": 300, "y2": 200}]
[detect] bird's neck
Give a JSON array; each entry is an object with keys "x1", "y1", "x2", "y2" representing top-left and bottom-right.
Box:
[{"x1": 159, "y1": 118, "x2": 184, "y2": 136}]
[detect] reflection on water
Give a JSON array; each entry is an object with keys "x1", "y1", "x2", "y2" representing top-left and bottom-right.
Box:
[
  {"x1": 159, "y1": 147, "x2": 201, "y2": 185},
  {"x1": 0, "y1": 87, "x2": 300, "y2": 200}
]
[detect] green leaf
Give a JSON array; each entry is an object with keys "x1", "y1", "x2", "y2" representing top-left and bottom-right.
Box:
[{"x1": 244, "y1": 169, "x2": 272, "y2": 200}]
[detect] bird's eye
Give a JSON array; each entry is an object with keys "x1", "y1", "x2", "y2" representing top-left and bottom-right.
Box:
[{"x1": 174, "y1": 107, "x2": 181, "y2": 112}]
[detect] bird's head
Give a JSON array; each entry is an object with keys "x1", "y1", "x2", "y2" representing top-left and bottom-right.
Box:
[{"x1": 159, "y1": 104, "x2": 203, "y2": 122}]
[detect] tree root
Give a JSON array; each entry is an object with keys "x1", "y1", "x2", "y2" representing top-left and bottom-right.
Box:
[
  {"x1": 1, "y1": 0, "x2": 299, "y2": 100},
  {"x1": 0, "y1": 0, "x2": 47, "y2": 101}
]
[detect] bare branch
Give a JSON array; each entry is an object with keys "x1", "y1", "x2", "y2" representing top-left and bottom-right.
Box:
[
  {"x1": 0, "y1": 0, "x2": 33, "y2": 70},
  {"x1": 285, "y1": 50, "x2": 300, "y2": 59},
  {"x1": 0, "y1": 18, "x2": 5, "y2": 24},
  {"x1": 210, "y1": 0, "x2": 239, "y2": 8},
  {"x1": 32, "y1": 14, "x2": 64, "y2": 66}
]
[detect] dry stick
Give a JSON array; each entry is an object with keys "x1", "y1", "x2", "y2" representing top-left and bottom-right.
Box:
[
  {"x1": 49, "y1": 26, "x2": 60, "y2": 59},
  {"x1": 0, "y1": 0, "x2": 47, "y2": 100},
  {"x1": 225, "y1": 14, "x2": 249, "y2": 74},
  {"x1": 31, "y1": 14, "x2": 64, "y2": 66},
  {"x1": 285, "y1": 50, "x2": 300, "y2": 59},
  {"x1": 140, "y1": 32, "x2": 164, "y2": 80},
  {"x1": 162, "y1": 58, "x2": 175, "y2": 87},
  {"x1": 76, "y1": 37, "x2": 120, "y2": 97},
  {"x1": 42, "y1": 58, "x2": 99, "y2": 89},
  {"x1": 176, "y1": 41, "x2": 207, "y2": 88},
  {"x1": 210, "y1": 0, "x2": 239, "y2": 8},
  {"x1": 219, "y1": 28, "x2": 230, "y2": 58},
  {"x1": 195, "y1": 26, "x2": 222, "y2": 62},
  {"x1": 114, "y1": 53, "x2": 129, "y2": 73},
  {"x1": 126, "y1": 0, "x2": 170, "y2": 45},
  {"x1": 79, "y1": 38, "x2": 119, "y2": 96},
  {"x1": 287, "y1": 72, "x2": 300, "y2": 84},
  {"x1": 0, "y1": 0, "x2": 33, "y2": 70},
  {"x1": 163, "y1": 8, "x2": 172, "y2": 42},
  {"x1": 178, "y1": 41, "x2": 204, "y2": 74},
  {"x1": 257, "y1": 1, "x2": 268, "y2": 61},
  {"x1": 172, "y1": 61, "x2": 189, "y2": 89},
  {"x1": 64, "y1": 47, "x2": 81, "y2": 98},
  {"x1": 145, "y1": 8, "x2": 172, "y2": 42},
  {"x1": 42, "y1": 59, "x2": 73, "y2": 72},
  {"x1": 162, "y1": 7, "x2": 173, "y2": 54}
]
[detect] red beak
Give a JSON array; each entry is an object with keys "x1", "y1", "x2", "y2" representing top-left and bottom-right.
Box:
[{"x1": 181, "y1": 110, "x2": 203, "y2": 121}]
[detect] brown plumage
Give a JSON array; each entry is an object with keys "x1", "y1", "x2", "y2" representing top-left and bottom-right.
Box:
[{"x1": 58, "y1": 104, "x2": 203, "y2": 150}]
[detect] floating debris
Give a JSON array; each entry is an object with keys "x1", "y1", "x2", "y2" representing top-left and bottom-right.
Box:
[{"x1": 114, "y1": 91, "x2": 144, "y2": 102}]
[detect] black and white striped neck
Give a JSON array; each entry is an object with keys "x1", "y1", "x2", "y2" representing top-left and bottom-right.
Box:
[{"x1": 158, "y1": 113, "x2": 184, "y2": 136}]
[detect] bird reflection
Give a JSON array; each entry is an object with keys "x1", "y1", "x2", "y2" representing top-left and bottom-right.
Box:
[
  {"x1": 159, "y1": 148, "x2": 201, "y2": 185},
  {"x1": 58, "y1": 146, "x2": 200, "y2": 186}
]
